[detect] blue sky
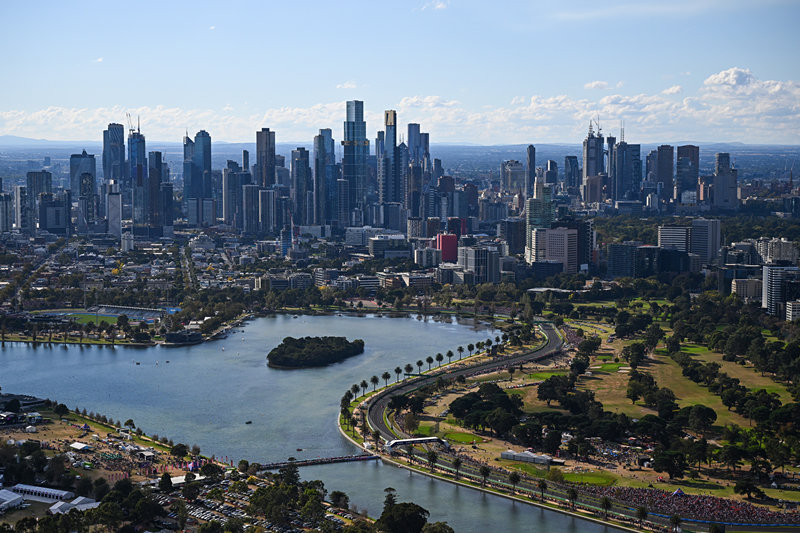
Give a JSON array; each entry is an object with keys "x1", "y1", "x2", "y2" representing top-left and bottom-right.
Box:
[{"x1": 1, "y1": 0, "x2": 798, "y2": 144}]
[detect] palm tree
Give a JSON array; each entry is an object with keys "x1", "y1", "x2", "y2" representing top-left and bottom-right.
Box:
[
  {"x1": 381, "y1": 372, "x2": 391, "y2": 388},
  {"x1": 485, "y1": 338, "x2": 493, "y2": 351},
  {"x1": 404, "y1": 363, "x2": 414, "y2": 377},
  {"x1": 508, "y1": 472, "x2": 521, "y2": 494},
  {"x1": 636, "y1": 506, "x2": 648, "y2": 528},
  {"x1": 480, "y1": 465, "x2": 491, "y2": 486},
  {"x1": 360, "y1": 380, "x2": 368, "y2": 396},
  {"x1": 508, "y1": 367, "x2": 516, "y2": 381},
  {"x1": 495, "y1": 335, "x2": 500, "y2": 344},
  {"x1": 446, "y1": 350, "x2": 454, "y2": 364},
  {"x1": 467, "y1": 343, "x2": 474, "y2": 357},
  {"x1": 426, "y1": 356, "x2": 434, "y2": 371},
  {"x1": 457, "y1": 346, "x2": 464, "y2": 360},
  {"x1": 416, "y1": 360, "x2": 424, "y2": 374},
  {"x1": 351, "y1": 383, "x2": 361, "y2": 397},
  {"x1": 435, "y1": 353, "x2": 444, "y2": 367},
  {"x1": 567, "y1": 488, "x2": 578, "y2": 510},
  {"x1": 452, "y1": 457, "x2": 462, "y2": 479},
  {"x1": 600, "y1": 496, "x2": 612, "y2": 519},
  {"x1": 350, "y1": 416, "x2": 358, "y2": 436},
  {"x1": 394, "y1": 367, "x2": 402, "y2": 382},
  {"x1": 372, "y1": 429, "x2": 381, "y2": 449},
  {"x1": 370, "y1": 375, "x2": 380, "y2": 392},
  {"x1": 669, "y1": 515, "x2": 681, "y2": 532},
  {"x1": 427, "y1": 450, "x2": 438, "y2": 472},
  {"x1": 476, "y1": 341, "x2": 484, "y2": 353},
  {"x1": 537, "y1": 479, "x2": 547, "y2": 502}
]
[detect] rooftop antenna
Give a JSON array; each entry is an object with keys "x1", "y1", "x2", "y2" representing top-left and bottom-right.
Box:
[
  {"x1": 137, "y1": 115, "x2": 140, "y2": 133},
  {"x1": 620, "y1": 119, "x2": 625, "y2": 143}
]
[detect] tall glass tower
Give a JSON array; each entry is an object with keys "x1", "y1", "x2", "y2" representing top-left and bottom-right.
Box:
[{"x1": 342, "y1": 100, "x2": 368, "y2": 210}]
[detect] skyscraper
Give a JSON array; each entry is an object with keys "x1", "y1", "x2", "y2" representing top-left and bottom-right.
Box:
[
  {"x1": 182, "y1": 133, "x2": 195, "y2": 207},
  {"x1": 128, "y1": 127, "x2": 147, "y2": 226},
  {"x1": 545, "y1": 160, "x2": 558, "y2": 185},
  {"x1": 378, "y1": 110, "x2": 399, "y2": 205},
  {"x1": 408, "y1": 123, "x2": 421, "y2": 164},
  {"x1": 609, "y1": 141, "x2": 641, "y2": 201},
  {"x1": 26, "y1": 170, "x2": 52, "y2": 232},
  {"x1": 291, "y1": 148, "x2": 312, "y2": 225},
  {"x1": 256, "y1": 128, "x2": 276, "y2": 188},
  {"x1": 313, "y1": 128, "x2": 335, "y2": 225},
  {"x1": 564, "y1": 156, "x2": 580, "y2": 189},
  {"x1": 656, "y1": 144, "x2": 674, "y2": 200},
  {"x1": 713, "y1": 152, "x2": 739, "y2": 210},
  {"x1": 525, "y1": 145, "x2": 536, "y2": 198},
  {"x1": 338, "y1": 100, "x2": 369, "y2": 209},
  {"x1": 582, "y1": 123, "x2": 604, "y2": 200},
  {"x1": 0, "y1": 193, "x2": 11, "y2": 233},
  {"x1": 690, "y1": 218, "x2": 721, "y2": 264},
  {"x1": 13, "y1": 186, "x2": 28, "y2": 234},
  {"x1": 147, "y1": 151, "x2": 163, "y2": 236},
  {"x1": 102, "y1": 123, "x2": 125, "y2": 182},
  {"x1": 676, "y1": 145, "x2": 699, "y2": 197},
  {"x1": 501, "y1": 160, "x2": 525, "y2": 193},
  {"x1": 70, "y1": 150, "x2": 96, "y2": 194}
]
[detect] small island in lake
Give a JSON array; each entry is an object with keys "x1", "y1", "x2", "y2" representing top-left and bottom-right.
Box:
[{"x1": 267, "y1": 336, "x2": 365, "y2": 368}]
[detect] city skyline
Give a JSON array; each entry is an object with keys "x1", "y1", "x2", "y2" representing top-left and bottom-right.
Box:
[{"x1": 0, "y1": 1, "x2": 798, "y2": 144}]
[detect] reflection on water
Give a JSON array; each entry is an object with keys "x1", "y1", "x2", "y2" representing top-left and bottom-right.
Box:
[{"x1": 0, "y1": 314, "x2": 618, "y2": 532}]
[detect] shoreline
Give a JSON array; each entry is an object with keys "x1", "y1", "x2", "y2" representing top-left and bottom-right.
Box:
[{"x1": 334, "y1": 407, "x2": 641, "y2": 533}]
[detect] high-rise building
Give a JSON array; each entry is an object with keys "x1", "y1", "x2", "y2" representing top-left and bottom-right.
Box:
[
  {"x1": 128, "y1": 127, "x2": 147, "y2": 190},
  {"x1": 564, "y1": 156, "x2": 580, "y2": 189},
  {"x1": 610, "y1": 141, "x2": 641, "y2": 201},
  {"x1": 378, "y1": 110, "x2": 399, "y2": 205},
  {"x1": 102, "y1": 123, "x2": 125, "y2": 182},
  {"x1": 545, "y1": 226, "x2": 579, "y2": 274},
  {"x1": 13, "y1": 186, "x2": 29, "y2": 234},
  {"x1": 544, "y1": 160, "x2": 558, "y2": 185},
  {"x1": 70, "y1": 150, "x2": 96, "y2": 194},
  {"x1": 336, "y1": 179, "x2": 350, "y2": 226},
  {"x1": 458, "y1": 245, "x2": 500, "y2": 284},
  {"x1": 763, "y1": 266, "x2": 800, "y2": 316},
  {"x1": 38, "y1": 191, "x2": 71, "y2": 236},
  {"x1": 193, "y1": 129, "x2": 211, "y2": 188},
  {"x1": 147, "y1": 151, "x2": 164, "y2": 235},
  {"x1": 676, "y1": 145, "x2": 699, "y2": 197},
  {"x1": 501, "y1": 160, "x2": 525, "y2": 193},
  {"x1": 159, "y1": 182, "x2": 174, "y2": 237},
  {"x1": 242, "y1": 184, "x2": 261, "y2": 235},
  {"x1": 291, "y1": 148, "x2": 312, "y2": 225},
  {"x1": 313, "y1": 128, "x2": 335, "y2": 225},
  {"x1": 183, "y1": 133, "x2": 195, "y2": 206},
  {"x1": 222, "y1": 168, "x2": 243, "y2": 228},
  {"x1": 259, "y1": 188, "x2": 276, "y2": 234},
  {"x1": 408, "y1": 123, "x2": 421, "y2": 164},
  {"x1": 128, "y1": 128, "x2": 147, "y2": 228},
  {"x1": 713, "y1": 152, "x2": 739, "y2": 210},
  {"x1": 658, "y1": 224, "x2": 690, "y2": 252},
  {"x1": 582, "y1": 122, "x2": 604, "y2": 199},
  {"x1": 656, "y1": 145, "x2": 674, "y2": 200},
  {"x1": 690, "y1": 218, "x2": 721, "y2": 264},
  {"x1": 525, "y1": 145, "x2": 536, "y2": 198},
  {"x1": 256, "y1": 128, "x2": 276, "y2": 188},
  {"x1": 105, "y1": 180, "x2": 122, "y2": 239},
  {"x1": 26, "y1": 170, "x2": 52, "y2": 230},
  {"x1": 342, "y1": 101, "x2": 368, "y2": 209},
  {"x1": 0, "y1": 193, "x2": 12, "y2": 233}
]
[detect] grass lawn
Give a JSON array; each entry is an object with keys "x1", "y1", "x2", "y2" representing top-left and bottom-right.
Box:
[
  {"x1": 527, "y1": 371, "x2": 566, "y2": 381},
  {"x1": 443, "y1": 431, "x2": 483, "y2": 444},
  {"x1": 415, "y1": 423, "x2": 434, "y2": 437},
  {"x1": 680, "y1": 344, "x2": 792, "y2": 403},
  {"x1": 563, "y1": 470, "x2": 617, "y2": 486},
  {"x1": 594, "y1": 362, "x2": 624, "y2": 373}
]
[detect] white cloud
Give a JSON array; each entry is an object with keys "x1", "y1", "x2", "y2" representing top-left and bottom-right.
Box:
[
  {"x1": 584, "y1": 81, "x2": 609, "y2": 90},
  {"x1": 93, "y1": 57, "x2": 103, "y2": 63},
  {"x1": 616, "y1": 81, "x2": 625, "y2": 89},
  {"x1": 421, "y1": 0, "x2": 448, "y2": 10},
  {"x1": 662, "y1": 85, "x2": 682, "y2": 95},
  {"x1": 1, "y1": 68, "x2": 797, "y2": 144},
  {"x1": 209, "y1": 25, "x2": 216, "y2": 30},
  {"x1": 336, "y1": 81, "x2": 357, "y2": 89}
]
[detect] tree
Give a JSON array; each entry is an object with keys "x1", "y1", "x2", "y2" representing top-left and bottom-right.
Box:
[
  {"x1": 508, "y1": 471, "x2": 521, "y2": 494},
  {"x1": 457, "y1": 346, "x2": 464, "y2": 360},
  {"x1": 370, "y1": 375, "x2": 380, "y2": 392},
  {"x1": 426, "y1": 356, "x2": 434, "y2": 371},
  {"x1": 376, "y1": 501, "x2": 430, "y2": 533},
  {"x1": 158, "y1": 472, "x2": 173, "y2": 492},
  {"x1": 467, "y1": 343, "x2": 474, "y2": 356},
  {"x1": 360, "y1": 380, "x2": 369, "y2": 396},
  {"x1": 600, "y1": 496, "x2": 612, "y2": 519},
  {"x1": 426, "y1": 450, "x2": 438, "y2": 472},
  {"x1": 170, "y1": 443, "x2": 188, "y2": 458},
  {"x1": 172, "y1": 499, "x2": 188, "y2": 530},
  {"x1": 669, "y1": 514, "x2": 681, "y2": 531},
  {"x1": 537, "y1": 479, "x2": 547, "y2": 501},
  {"x1": 238, "y1": 459, "x2": 250, "y2": 473},
  {"x1": 416, "y1": 360, "x2": 424, "y2": 374},
  {"x1": 636, "y1": 506, "x2": 648, "y2": 528},
  {"x1": 652, "y1": 449, "x2": 687, "y2": 479},
  {"x1": 422, "y1": 523, "x2": 455, "y2": 533},
  {"x1": 479, "y1": 465, "x2": 491, "y2": 486},
  {"x1": 351, "y1": 383, "x2": 361, "y2": 397},
  {"x1": 734, "y1": 477, "x2": 765, "y2": 499},
  {"x1": 395, "y1": 367, "x2": 403, "y2": 382},
  {"x1": 445, "y1": 350, "x2": 453, "y2": 365},
  {"x1": 508, "y1": 367, "x2": 516, "y2": 381},
  {"x1": 95, "y1": 501, "x2": 123, "y2": 531},
  {"x1": 404, "y1": 412, "x2": 420, "y2": 434},
  {"x1": 452, "y1": 457, "x2": 462, "y2": 479},
  {"x1": 567, "y1": 487, "x2": 578, "y2": 510},
  {"x1": 200, "y1": 463, "x2": 224, "y2": 482},
  {"x1": 182, "y1": 481, "x2": 202, "y2": 501},
  {"x1": 405, "y1": 363, "x2": 414, "y2": 376},
  {"x1": 124, "y1": 419, "x2": 135, "y2": 430},
  {"x1": 382, "y1": 372, "x2": 392, "y2": 388}
]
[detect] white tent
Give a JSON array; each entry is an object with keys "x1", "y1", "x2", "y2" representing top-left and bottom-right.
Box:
[
  {"x1": 69, "y1": 442, "x2": 92, "y2": 452},
  {"x1": 0, "y1": 489, "x2": 23, "y2": 511}
]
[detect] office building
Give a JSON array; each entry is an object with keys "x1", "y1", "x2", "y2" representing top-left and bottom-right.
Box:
[
  {"x1": 256, "y1": 128, "x2": 276, "y2": 188},
  {"x1": 763, "y1": 266, "x2": 800, "y2": 316},
  {"x1": 69, "y1": 150, "x2": 96, "y2": 194},
  {"x1": 607, "y1": 242, "x2": 639, "y2": 278},
  {"x1": 26, "y1": 170, "x2": 52, "y2": 230},
  {"x1": 656, "y1": 145, "x2": 674, "y2": 200},
  {"x1": 105, "y1": 180, "x2": 121, "y2": 239},
  {"x1": 38, "y1": 191, "x2": 71, "y2": 236},
  {"x1": 610, "y1": 141, "x2": 641, "y2": 201},
  {"x1": 242, "y1": 184, "x2": 261, "y2": 235},
  {"x1": 102, "y1": 123, "x2": 126, "y2": 182},
  {"x1": 582, "y1": 123, "x2": 604, "y2": 197},
  {"x1": 526, "y1": 145, "x2": 536, "y2": 198},
  {"x1": 713, "y1": 152, "x2": 739, "y2": 210},
  {"x1": 0, "y1": 193, "x2": 12, "y2": 233},
  {"x1": 291, "y1": 148, "x2": 312, "y2": 225},
  {"x1": 313, "y1": 128, "x2": 335, "y2": 225},
  {"x1": 676, "y1": 145, "x2": 699, "y2": 197},
  {"x1": 378, "y1": 110, "x2": 399, "y2": 205},
  {"x1": 159, "y1": 182, "x2": 174, "y2": 237},
  {"x1": 690, "y1": 218, "x2": 721, "y2": 264},
  {"x1": 501, "y1": 160, "x2": 525, "y2": 193},
  {"x1": 342, "y1": 101, "x2": 368, "y2": 209},
  {"x1": 458, "y1": 245, "x2": 500, "y2": 284},
  {"x1": 13, "y1": 186, "x2": 29, "y2": 233},
  {"x1": 545, "y1": 227, "x2": 579, "y2": 274},
  {"x1": 658, "y1": 225, "x2": 691, "y2": 252},
  {"x1": 564, "y1": 156, "x2": 580, "y2": 189}
]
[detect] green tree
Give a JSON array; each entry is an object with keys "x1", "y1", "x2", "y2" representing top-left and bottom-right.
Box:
[
  {"x1": 405, "y1": 363, "x2": 414, "y2": 376},
  {"x1": 508, "y1": 471, "x2": 521, "y2": 493},
  {"x1": 416, "y1": 360, "x2": 424, "y2": 373},
  {"x1": 360, "y1": 380, "x2": 369, "y2": 396},
  {"x1": 382, "y1": 371, "x2": 392, "y2": 388},
  {"x1": 422, "y1": 522, "x2": 455, "y2": 533},
  {"x1": 567, "y1": 487, "x2": 578, "y2": 510},
  {"x1": 395, "y1": 366, "x2": 403, "y2": 382},
  {"x1": 426, "y1": 356, "x2": 434, "y2": 371},
  {"x1": 537, "y1": 479, "x2": 547, "y2": 501},
  {"x1": 158, "y1": 472, "x2": 173, "y2": 492},
  {"x1": 467, "y1": 343, "x2": 474, "y2": 356},
  {"x1": 479, "y1": 465, "x2": 491, "y2": 486},
  {"x1": 600, "y1": 496, "x2": 612, "y2": 519},
  {"x1": 457, "y1": 346, "x2": 464, "y2": 359},
  {"x1": 452, "y1": 457, "x2": 462, "y2": 479},
  {"x1": 376, "y1": 502, "x2": 430, "y2": 533},
  {"x1": 636, "y1": 506, "x2": 648, "y2": 528},
  {"x1": 370, "y1": 375, "x2": 380, "y2": 391},
  {"x1": 427, "y1": 450, "x2": 438, "y2": 472}
]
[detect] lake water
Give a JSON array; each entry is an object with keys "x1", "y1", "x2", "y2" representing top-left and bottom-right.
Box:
[{"x1": 0, "y1": 313, "x2": 619, "y2": 532}]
